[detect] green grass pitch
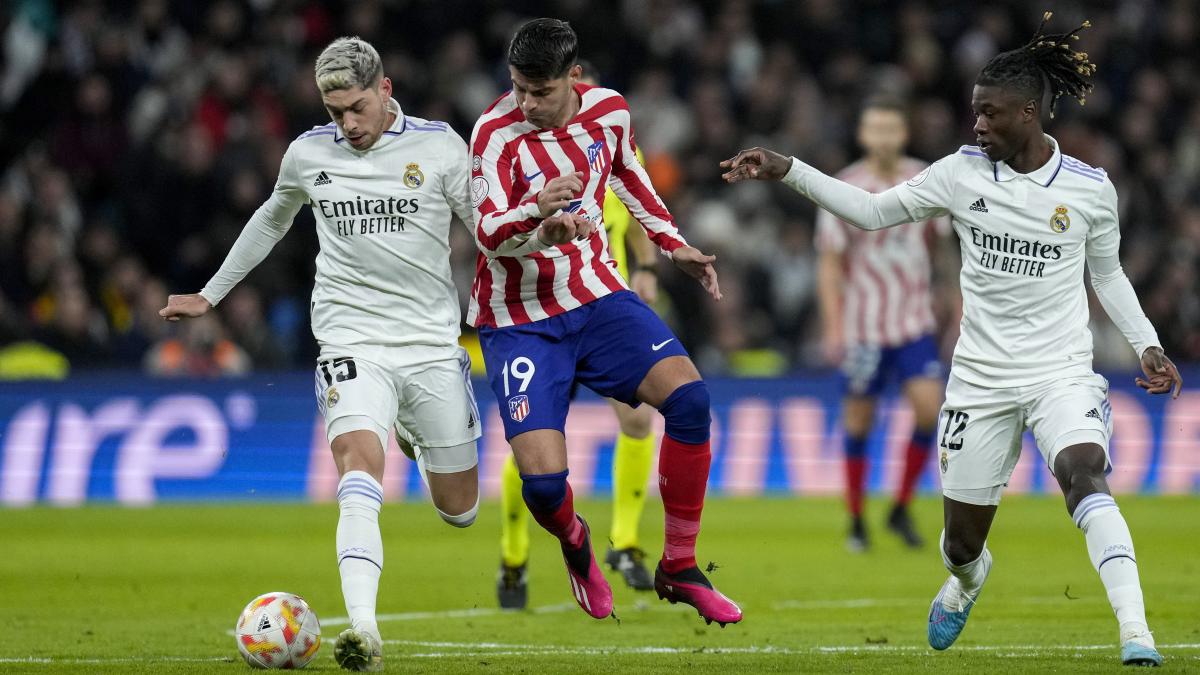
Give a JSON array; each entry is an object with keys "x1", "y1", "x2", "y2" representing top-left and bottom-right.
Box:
[{"x1": 2, "y1": 495, "x2": 1197, "y2": 673}]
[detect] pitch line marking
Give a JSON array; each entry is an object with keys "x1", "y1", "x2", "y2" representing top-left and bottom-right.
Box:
[{"x1": 5, "y1": 645, "x2": 1199, "y2": 664}]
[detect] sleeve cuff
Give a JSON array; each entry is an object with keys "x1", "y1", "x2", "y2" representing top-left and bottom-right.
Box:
[{"x1": 781, "y1": 157, "x2": 808, "y2": 190}]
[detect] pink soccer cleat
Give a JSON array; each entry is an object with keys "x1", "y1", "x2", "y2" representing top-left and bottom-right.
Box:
[
  {"x1": 654, "y1": 563, "x2": 743, "y2": 627},
  {"x1": 559, "y1": 516, "x2": 613, "y2": 619}
]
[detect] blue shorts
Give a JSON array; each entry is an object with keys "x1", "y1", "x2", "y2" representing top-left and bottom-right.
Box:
[
  {"x1": 479, "y1": 290, "x2": 688, "y2": 440},
  {"x1": 841, "y1": 334, "x2": 943, "y2": 398}
]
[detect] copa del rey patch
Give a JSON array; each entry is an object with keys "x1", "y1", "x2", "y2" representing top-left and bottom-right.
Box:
[{"x1": 508, "y1": 395, "x2": 530, "y2": 422}]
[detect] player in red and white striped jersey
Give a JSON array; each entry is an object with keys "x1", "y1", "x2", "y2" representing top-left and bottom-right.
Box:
[
  {"x1": 814, "y1": 98, "x2": 949, "y2": 553},
  {"x1": 467, "y1": 66, "x2": 693, "y2": 327},
  {"x1": 468, "y1": 18, "x2": 739, "y2": 627}
]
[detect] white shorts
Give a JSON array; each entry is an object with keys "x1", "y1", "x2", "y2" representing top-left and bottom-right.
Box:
[
  {"x1": 937, "y1": 370, "x2": 1112, "y2": 492},
  {"x1": 314, "y1": 346, "x2": 481, "y2": 473}
]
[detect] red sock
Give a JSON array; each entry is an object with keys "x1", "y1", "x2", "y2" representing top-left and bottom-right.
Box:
[
  {"x1": 846, "y1": 457, "x2": 867, "y2": 517},
  {"x1": 658, "y1": 435, "x2": 710, "y2": 574},
  {"x1": 527, "y1": 482, "x2": 584, "y2": 549},
  {"x1": 896, "y1": 436, "x2": 932, "y2": 506}
]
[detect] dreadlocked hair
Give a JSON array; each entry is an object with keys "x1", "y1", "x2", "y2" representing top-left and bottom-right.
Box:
[{"x1": 976, "y1": 11, "x2": 1098, "y2": 119}]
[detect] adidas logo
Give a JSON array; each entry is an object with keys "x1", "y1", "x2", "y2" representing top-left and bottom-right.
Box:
[
  {"x1": 969, "y1": 198, "x2": 988, "y2": 213},
  {"x1": 467, "y1": 411, "x2": 475, "y2": 429},
  {"x1": 1085, "y1": 408, "x2": 1101, "y2": 419},
  {"x1": 257, "y1": 614, "x2": 273, "y2": 632},
  {"x1": 314, "y1": 171, "x2": 332, "y2": 186}
]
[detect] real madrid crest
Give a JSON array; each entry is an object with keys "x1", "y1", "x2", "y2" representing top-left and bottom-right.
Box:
[
  {"x1": 940, "y1": 451, "x2": 949, "y2": 474},
  {"x1": 1050, "y1": 204, "x2": 1070, "y2": 233},
  {"x1": 403, "y1": 162, "x2": 424, "y2": 188},
  {"x1": 327, "y1": 386, "x2": 340, "y2": 408}
]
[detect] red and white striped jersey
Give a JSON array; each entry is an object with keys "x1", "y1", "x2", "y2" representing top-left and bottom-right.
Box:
[
  {"x1": 467, "y1": 84, "x2": 687, "y2": 328},
  {"x1": 815, "y1": 158, "x2": 949, "y2": 347}
]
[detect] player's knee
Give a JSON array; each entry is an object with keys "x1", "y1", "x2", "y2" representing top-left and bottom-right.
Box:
[
  {"x1": 942, "y1": 534, "x2": 983, "y2": 567},
  {"x1": 659, "y1": 380, "x2": 711, "y2": 444},
  {"x1": 436, "y1": 497, "x2": 479, "y2": 528},
  {"x1": 620, "y1": 412, "x2": 653, "y2": 440},
  {"x1": 521, "y1": 470, "x2": 569, "y2": 512}
]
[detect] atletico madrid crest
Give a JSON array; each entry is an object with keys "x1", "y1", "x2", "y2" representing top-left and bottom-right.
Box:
[
  {"x1": 586, "y1": 139, "x2": 607, "y2": 174},
  {"x1": 508, "y1": 394, "x2": 530, "y2": 422}
]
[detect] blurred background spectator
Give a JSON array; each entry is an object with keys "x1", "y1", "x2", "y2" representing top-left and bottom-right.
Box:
[{"x1": 0, "y1": 0, "x2": 1196, "y2": 378}]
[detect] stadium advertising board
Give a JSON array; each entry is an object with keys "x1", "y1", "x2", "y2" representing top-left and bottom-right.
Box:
[{"x1": 1, "y1": 373, "x2": 1196, "y2": 505}]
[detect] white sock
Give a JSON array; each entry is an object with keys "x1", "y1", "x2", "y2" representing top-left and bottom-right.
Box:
[
  {"x1": 940, "y1": 530, "x2": 991, "y2": 598},
  {"x1": 336, "y1": 471, "x2": 384, "y2": 636},
  {"x1": 1074, "y1": 493, "x2": 1152, "y2": 646}
]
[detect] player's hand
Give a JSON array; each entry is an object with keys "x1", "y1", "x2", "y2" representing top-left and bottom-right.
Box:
[
  {"x1": 630, "y1": 268, "x2": 658, "y2": 304},
  {"x1": 159, "y1": 293, "x2": 211, "y2": 322},
  {"x1": 671, "y1": 246, "x2": 721, "y2": 301},
  {"x1": 537, "y1": 213, "x2": 594, "y2": 246},
  {"x1": 1136, "y1": 346, "x2": 1183, "y2": 398},
  {"x1": 536, "y1": 171, "x2": 585, "y2": 217},
  {"x1": 720, "y1": 147, "x2": 792, "y2": 183}
]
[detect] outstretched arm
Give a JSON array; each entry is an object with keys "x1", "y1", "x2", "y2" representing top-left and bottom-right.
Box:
[{"x1": 721, "y1": 147, "x2": 942, "y2": 231}]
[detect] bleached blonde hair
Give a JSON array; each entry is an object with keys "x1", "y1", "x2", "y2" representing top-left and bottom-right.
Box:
[{"x1": 314, "y1": 37, "x2": 382, "y2": 94}]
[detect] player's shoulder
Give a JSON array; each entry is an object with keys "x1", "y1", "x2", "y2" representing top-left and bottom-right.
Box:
[
  {"x1": 291, "y1": 122, "x2": 338, "y2": 147},
  {"x1": 1056, "y1": 152, "x2": 1109, "y2": 188},
  {"x1": 471, "y1": 91, "x2": 525, "y2": 143},
  {"x1": 399, "y1": 114, "x2": 451, "y2": 135},
  {"x1": 579, "y1": 85, "x2": 629, "y2": 116},
  {"x1": 921, "y1": 145, "x2": 992, "y2": 183},
  {"x1": 951, "y1": 144, "x2": 992, "y2": 168}
]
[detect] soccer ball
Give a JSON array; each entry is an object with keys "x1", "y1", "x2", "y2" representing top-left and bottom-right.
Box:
[{"x1": 235, "y1": 592, "x2": 322, "y2": 669}]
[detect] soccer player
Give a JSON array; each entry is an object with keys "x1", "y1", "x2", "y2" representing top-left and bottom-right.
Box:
[
  {"x1": 815, "y1": 97, "x2": 948, "y2": 552},
  {"x1": 721, "y1": 13, "x2": 1181, "y2": 666},
  {"x1": 160, "y1": 37, "x2": 482, "y2": 671},
  {"x1": 470, "y1": 18, "x2": 741, "y2": 625},
  {"x1": 496, "y1": 63, "x2": 662, "y2": 609}
]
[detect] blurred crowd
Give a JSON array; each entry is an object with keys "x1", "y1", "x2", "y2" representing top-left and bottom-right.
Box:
[{"x1": 1, "y1": 0, "x2": 1197, "y2": 378}]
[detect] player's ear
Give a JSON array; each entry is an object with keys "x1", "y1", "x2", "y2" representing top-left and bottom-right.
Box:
[
  {"x1": 1023, "y1": 98, "x2": 1038, "y2": 122},
  {"x1": 378, "y1": 76, "x2": 392, "y2": 101},
  {"x1": 567, "y1": 64, "x2": 582, "y2": 85}
]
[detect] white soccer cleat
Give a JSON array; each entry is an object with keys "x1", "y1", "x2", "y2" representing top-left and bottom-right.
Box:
[
  {"x1": 334, "y1": 627, "x2": 383, "y2": 672},
  {"x1": 1121, "y1": 628, "x2": 1162, "y2": 667}
]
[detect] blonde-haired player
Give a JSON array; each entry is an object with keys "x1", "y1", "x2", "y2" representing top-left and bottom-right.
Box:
[
  {"x1": 162, "y1": 37, "x2": 481, "y2": 671},
  {"x1": 495, "y1": 63, "x2": 661, "y2": 609}
]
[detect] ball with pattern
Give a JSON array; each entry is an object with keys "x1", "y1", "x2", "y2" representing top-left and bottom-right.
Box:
[{"x1": 235, "y1": 592, "x2": 321, "y2": 669}]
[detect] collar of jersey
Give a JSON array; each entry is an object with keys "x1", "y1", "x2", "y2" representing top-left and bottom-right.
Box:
[
  {"x1": 333, "y1": 98, "x2": 405, "y2": 153},
  {"x1": 992, "y1": 133, "x2": 1064, "y2": 188}
]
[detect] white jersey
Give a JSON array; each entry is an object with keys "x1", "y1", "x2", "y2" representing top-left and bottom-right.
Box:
[
  {"x1": 888, "y1": 135, "x2": 1130, "y2": 387},
  {"x1": 200, "y1": 99, "x2": 474, "y2": 364},
  {"x1": 815, "y1": 157, "x2": 947, "y2": 347}
]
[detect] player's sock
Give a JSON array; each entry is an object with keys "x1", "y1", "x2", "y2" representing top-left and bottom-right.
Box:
[
  {"x1": 657, "y1": 381, "x2": 712, "y2": 575},
  {"x1": 939, "y1": 530, "x2": 990, "y2": 599},
  {"x1": 896, "y1": 429, "x2": 933, "y2": 506},
  {"x1": 1073, "y1": 492, "x2": 1153, "y2": 645},
  {"x1": 336, "y1": 471, "x2": 384, "y2": 636},
  {"x1": 521, "y1": 470, "x2": 584, "y2": 549},
  {"x1": 611, "y1": 430, "x2": 655, "y2": 550},
  {"x1": 500, "y1": 454, "x2": 530, "y2": 567},
  {"x1": 844, "y1": 436, "x2": 868, "y2": 518}
]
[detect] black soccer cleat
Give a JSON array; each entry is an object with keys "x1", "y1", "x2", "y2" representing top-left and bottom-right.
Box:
[
  {"x1": 887, "y1": 504, "x2": 924, "y2": 548},
  {"x1": 605, "y1": 546, "x2": 654, "y2": 591},
  {"x1": 496, "y1": 561, "x2": 528, "y2": 610},
  {"x1": 847, "y1": 515, "x2": 869, "y2": 553}
]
